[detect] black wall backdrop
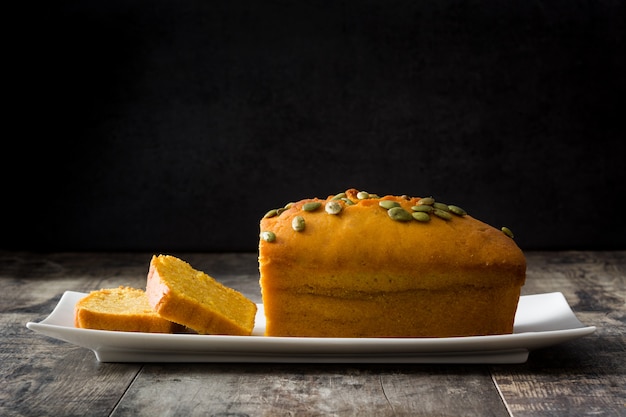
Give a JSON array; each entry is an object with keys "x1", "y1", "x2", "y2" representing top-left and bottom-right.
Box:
[{"x1": 5, "y1": 0, "x2": 625, "y2": 252}]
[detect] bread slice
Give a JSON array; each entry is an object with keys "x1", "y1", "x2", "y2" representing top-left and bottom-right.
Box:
[
  {"x1": 146, "y1": 254, "x2": 257, "y2": 335},
  {"x1": 74, "y1": 286, "x2": 181, "y2": 333}
]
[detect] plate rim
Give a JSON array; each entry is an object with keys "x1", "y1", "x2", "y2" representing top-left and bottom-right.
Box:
[{"x1": 26, "y1": 291, "x2": 596, "y2": 363}]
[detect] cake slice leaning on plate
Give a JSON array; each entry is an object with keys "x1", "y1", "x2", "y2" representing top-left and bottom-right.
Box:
[{"x1": 146, "y1": 254, "x2": 258, "y2": 336}]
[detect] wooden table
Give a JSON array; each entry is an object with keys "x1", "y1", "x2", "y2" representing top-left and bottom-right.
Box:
[{"x1": 2, "y1": 250, "x2": 624, "y2": 416}]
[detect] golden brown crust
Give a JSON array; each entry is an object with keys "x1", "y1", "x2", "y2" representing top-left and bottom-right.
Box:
[{"x1": 259, "y1": 189, "x2": 526, "y2": 337}]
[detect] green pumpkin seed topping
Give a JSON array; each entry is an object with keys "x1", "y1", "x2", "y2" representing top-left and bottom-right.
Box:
[
  {"x1": 302, "y1": 201, "x2": 322, "y2": 212},
  {"x1": 263, "y1": 209, "x2": 279, "y2": 219},
  {"x1": 379, "y1": 200, "x2": 400, "y2": 210},
  {"x1": 433, "y1": 209, "x2": 453, "y2": 220},
  {"x1": 261, "y1": 190, "x2": 520, "y2": 242},
  {"x1": 418, "y1": 197, "x2": 435, "y2": 206},
  {"x1": 292, "y1": 216, "x2": 305, "y2": 232},
  {"x1": 260, "y1": 231, "x2": 276, "y2": 242},
  {"x1": 387, "y1": 206, "x2": 413, "y2": 222},
  {"x1": 325, "y1": 201, "x2": 343, "y2": 215},
  {"x1": 341, "y1": 198, "x2": 355, "y2": 205},
  {"x1": 412, "y1": 211, "x2": 431, "y2": 222},
  {"x1": 348, "y1": 190, "x2": 471, "y2": 225},
  {"x1": 448, "y1": 205, "x2": 467, "y2": 216},
  {"x1": 411, "y1": 205, "x2": 434, "y2": 213}
]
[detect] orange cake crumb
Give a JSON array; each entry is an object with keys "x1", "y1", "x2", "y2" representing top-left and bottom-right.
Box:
[
  {"x1": 146, "y1": 254, "x2": 257, "y2": 335},
  {"x1": 74, "y1": 286, "x2": 181, "y2": 333}
]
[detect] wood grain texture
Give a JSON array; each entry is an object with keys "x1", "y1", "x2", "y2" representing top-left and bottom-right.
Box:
[
  {"x1": 1, "y1": 250, "x2": 624, "y2": 417},
  {"x1": 492, "y1": 337, "x2": 625, "y2": 416},
  {"x1": 112, "y1": 364, "x2": 509, "y2": 417},
  {"x1": 493, "y1": 251, "x2": 626, "y2": 416},
  {"x1": 1, "y1": 314, "x2": 141, "y2": 417}
]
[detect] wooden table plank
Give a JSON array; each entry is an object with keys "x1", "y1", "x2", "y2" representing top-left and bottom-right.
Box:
[
  {"x1": 111, "y1": 364, "x2": 510, "y2": 417},
  {"x1": 492, "y1": 336, "x2": 625, "y2": 416},
  {"x1": 1, "y1": 313, "x2": 142, "y2": 417},
  {"x1": 493, "y1": 251, "x2": 626, "y2": 416}
]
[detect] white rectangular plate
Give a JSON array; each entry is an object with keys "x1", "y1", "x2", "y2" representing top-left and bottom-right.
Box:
[{"x1": 27, "y1": 291, "x2": 595, "y2": 364}]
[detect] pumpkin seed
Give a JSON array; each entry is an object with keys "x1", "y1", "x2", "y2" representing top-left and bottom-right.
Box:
[
  {"x1": 502, "y1": 226, "x2": 515, "y2": 238},
  {"x1": 325, "y1": 201, "x2": 343, "y2": 215},
  {"x1": 418, "y1": 197, "x2": 435, "y2": 205},
  {"x1": 448, "y1": 205, "x2": 467, "y2": 216},
  {"x1": 341, "y1": 198, "x2": 355, "y2": 205},
  {"x1": 260, "y1": 231, "x2": 276, "y2": 242},
  {"x1": 292, "y1": 216, "x2": 305, "y2": 232},
  {"x1": 331, "y1": 192, "x2": 346, "y2": 200},
  {"x1": 357, "y1": 191, "x2": 370, "y2": 200},
  {"x1": 433, "y1": 209, "x2": 452, "y2": 220},
  {"x1": 302, "y1": 201, "x2": 322, "y2": 212},
  {"x1": 412, "y1": 212, "x2": 430, "y2": 222},
  {"x1": 433, "y1": 202, "x2": 450, "y2": 211},
  {"x1": 411, "y1": 205, "x2": 434, "y2": 213},
  {"x1": 379, "y1": 200, "x2": 400, "y2": 209},
  {"x1": 263, "y1": 209, "x2": 278, "y2": 219},
  {"x1": 388, "y1": 207, "x2": 413, "y2": 222}
]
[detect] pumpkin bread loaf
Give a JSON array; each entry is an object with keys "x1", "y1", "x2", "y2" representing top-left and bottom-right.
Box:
[
  {"x1": 74, "y1": 286, "x2": 182, "y2": 333},
  {"x1": 259, "y1": 189, "x2": 526, "y2": 338},
  {"x1": 146, "y1": 254, "x2": 257, "y2": 335}
]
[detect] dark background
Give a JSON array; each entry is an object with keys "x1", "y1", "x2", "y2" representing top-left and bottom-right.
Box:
[{"x1": 5, "y1": 0, "x2": 625, "y2": 252}]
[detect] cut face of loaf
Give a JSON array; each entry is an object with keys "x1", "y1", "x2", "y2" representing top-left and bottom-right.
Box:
[
  {"x1": 259, "y1": 189, "x2": 526, "y2": 338},
  {"x1": 74, "y1": 286, "x2": 182, "y2": 333}
]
